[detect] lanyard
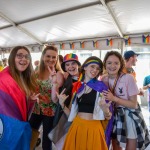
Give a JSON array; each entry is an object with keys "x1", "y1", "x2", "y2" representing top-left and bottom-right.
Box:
[
  {"x1": 108, "y1": 74, "x2": 120, "y2": 95},
  {"x1": 108, "y1": 73, "x2": 125, "y2": 95}
]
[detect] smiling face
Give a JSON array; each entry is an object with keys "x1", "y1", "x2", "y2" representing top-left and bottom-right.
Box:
[
  {"x1": 84, "y1": 63, "x2": 100, "y2": 82},
  {"x1": 65, "y1": 60, "x2": 79, "y2": 76},
  {"x1": 105, "y1": 55, "x2": 121, "y2": 77},
  {"x1": 15, "y1": 49, "x2": 31, "y2": 72},
  {"x1": 42, "y1": 49, "x2": 58, "y2": 68}
]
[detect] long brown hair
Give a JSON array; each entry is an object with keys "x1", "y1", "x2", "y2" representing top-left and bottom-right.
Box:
[
  {"x1": 38, "y1": 45, "x2": 63, "y2": 76},
  {"x1": 103, "y1": 51, "x2": 125, "y2": 74},
  {"x1": 8, "y1": 46, "x2": 37, "y2": 96}
]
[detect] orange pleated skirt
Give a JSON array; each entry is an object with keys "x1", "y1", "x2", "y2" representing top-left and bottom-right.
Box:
[{"x1": 63, "y1": 116, "x2": 108, "y2": 150}]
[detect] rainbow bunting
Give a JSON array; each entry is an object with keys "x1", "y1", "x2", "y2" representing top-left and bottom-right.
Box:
[
  {"x1": 60, "y1": 43, "x2": 65, "y2": 49},
  {"x1": 124, "y1": 37, "x2": 131, "y2": 45},
  {"x1": 80, "y1": 42, "x2": 85, "y2": 48},
  {"x1": 142, "y1": 35, "x2": 149, "y2": 43},
  {"x1": 93, "y1": 41, "x2": 99, "y2": 48},
  {"x1": 106, "y1": 39, "x2": 113, "y2": 46},
  {"x1": 70, "y1": 43, "x2": 75, "y2": 49}
]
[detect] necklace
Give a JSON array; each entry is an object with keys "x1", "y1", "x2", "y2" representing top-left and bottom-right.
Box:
[
  {"x1": 84, "y1": 85, "x2": 91, "y2": 94},
  {"x1": 79, "y1": 85, "x2": 91, "y2": 102}
]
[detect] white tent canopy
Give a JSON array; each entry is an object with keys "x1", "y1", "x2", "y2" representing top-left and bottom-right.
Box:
[{"x1": 0, "y1": 0, "x2": 150, "y2": 50}]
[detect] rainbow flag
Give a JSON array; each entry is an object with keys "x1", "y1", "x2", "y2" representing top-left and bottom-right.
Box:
[
  {"x1": 80, "y1": 42, "x2": 85, "y2": 48},
  {"x1": 142, "y1": 35, "x2": 149, "y2": 43},
  {"x1": 70, "y1": 43, "x2": 75, "y2": 49},
  {"x1": 93, "y1": 41, "x2": 99, "y2": 48},
  {"x1": 106, "y1": 39, "x2": 113, "y2": 46},
  {"x1": 125, "y1": 37, "x2": 131, "y2": 45},
  {"x1": 60, "y1": 43, "x2": 65, "y2": 49}
]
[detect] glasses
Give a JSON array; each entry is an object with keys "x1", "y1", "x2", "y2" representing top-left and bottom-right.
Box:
[{"x1": 16, "y1": 53, "x2": 31, "y2": 60}]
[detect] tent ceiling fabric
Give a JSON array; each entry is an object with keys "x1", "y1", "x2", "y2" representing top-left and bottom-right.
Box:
[
  {"x1": 0, "y1": 0, "x2": 150, "y2": 48},
  {"x1": 109, "y1": 0, "x2": 150, "y2": 34}
]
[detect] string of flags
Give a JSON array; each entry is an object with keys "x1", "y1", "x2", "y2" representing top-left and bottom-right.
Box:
[{"x1": 48, "y1": 35, "x2": 150, "y2": 50}]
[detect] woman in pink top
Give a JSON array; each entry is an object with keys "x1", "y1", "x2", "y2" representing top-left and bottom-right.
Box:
[{"x1": 102, "y1": 51, "x2": 150, "y2": 150}]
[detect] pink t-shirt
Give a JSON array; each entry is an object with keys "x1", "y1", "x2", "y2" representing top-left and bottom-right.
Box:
[
  {"x1": 114, "y1": 74, "x2": 139, "y2": 99},
  {"x1": 103, "y1": 74, "x2": 139, "y2": 107}
]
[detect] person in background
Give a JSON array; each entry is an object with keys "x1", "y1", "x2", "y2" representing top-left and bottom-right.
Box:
[
  {"x1": 34, "y1": 60, "x2": 39, "y2": 71},
  {"x1": 0, "y1": 46, "x2": 38, "y2": 150},
  {"x1": 29, "y1": 45, "x2": 64, "y2": 150},
  {"x1": 102, "y1": 51, "x2": 150, "y2": 150},
  {"x1": 123, "y1": 50, "x2": 144, "y2": 97},
  {"x1": 58, "y1": 54, "x2": 64, "y2": 65},
  {"x1": 0, "y1": 60, "x2": 4, "y2": 71},
  {"x1": 2, "y1": 58, "x2": 8, "y2": 68},
  {"x1": 123, "y1": 50, "x2": 139, "y2": 79},
  {"x1": 143, "y1": 75, "x2": 150, "y2": 131},
  {"x1": 57, "y1": 56, "x2": 112, "y2": 150}
]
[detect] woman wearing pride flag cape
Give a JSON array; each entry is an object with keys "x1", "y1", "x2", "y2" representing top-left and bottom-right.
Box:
[
  {"x1": 0, "y1": 46, "x2": 38, "y2": 150},
  {"x1": 57, "y1": 56, "x2": 113, "y2": 150}
]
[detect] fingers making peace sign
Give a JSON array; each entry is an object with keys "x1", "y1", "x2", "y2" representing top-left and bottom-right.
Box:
[
  {"x1": 30, "y1": 93, "x2": 40, "y2": 103},
  {"x1": 48, "y1": 66, "x2": 57, "y2": 84}
]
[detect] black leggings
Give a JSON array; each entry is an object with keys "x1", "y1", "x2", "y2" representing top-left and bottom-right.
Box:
[{"x1": 29, "y1": 113, "x2": 54, "y2": 150}]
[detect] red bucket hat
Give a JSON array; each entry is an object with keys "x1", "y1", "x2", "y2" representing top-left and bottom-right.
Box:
[{"x1": 61, "y1": 53, "x2": 81, "y2": 71}]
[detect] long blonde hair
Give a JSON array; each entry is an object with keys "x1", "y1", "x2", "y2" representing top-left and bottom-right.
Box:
[{"x1": 8, "y1": 46, "x2": 37, "y2": 96}]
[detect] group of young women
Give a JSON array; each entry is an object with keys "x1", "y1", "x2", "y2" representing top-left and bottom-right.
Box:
[{"x1": 0, "y1": 45, "x2": 149, "y2": 150}]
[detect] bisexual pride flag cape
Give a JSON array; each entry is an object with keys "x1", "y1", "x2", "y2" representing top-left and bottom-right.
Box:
[
  {"x1": 0, "y1": 67, "x2": 31, "y2": 150},
  {"x1": 71, "y1": 75, "x2": 114, "y2": 148}
]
